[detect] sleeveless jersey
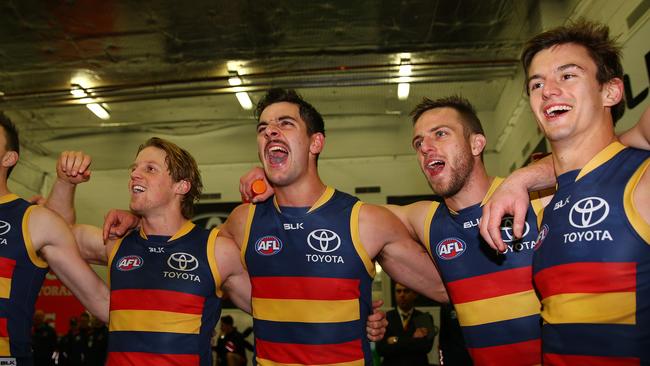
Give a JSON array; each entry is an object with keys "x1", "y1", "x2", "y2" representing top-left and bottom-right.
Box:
[
  {"x1": 424, "y1": 178, "x2": 543, "y2": 366},
  {"x1": 107, "y1": 221, "x2": 222, "y2": 366},
  {"x1": 0, "y1": 194, "x2": 48, "y2": 364},
  {"x1": 243, "y1": 187, "x2": 375, "y2": 366},
  {"x1": 533, "y1": 142, "x2": 650, "y2": 365}
]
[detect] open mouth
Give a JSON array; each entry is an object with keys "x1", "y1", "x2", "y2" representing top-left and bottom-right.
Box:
[
  {"x1": 266, "y1": 143, "x2": 289, "y2": 166},
  {"x1": 426, "y1": 159, "x2": 445, "y2": 175},
  {"x1": 543, "y1": 104, "x2": 572, "y2": 119},
  {"x1": 132, "y1": 185, "x2": 146, "y2": 194}
]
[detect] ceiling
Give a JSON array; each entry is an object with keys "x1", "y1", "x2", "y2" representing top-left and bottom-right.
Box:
[{"x1": 0, "y1": 0, "x2": 546, "y2": 180}]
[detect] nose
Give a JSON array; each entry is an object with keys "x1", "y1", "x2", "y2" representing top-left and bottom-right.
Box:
[
  {"x1": 541, "y1": 79, "x2": 561, "y2": 100},
  {"x1": 264, "y1": 123, "x2": 280, "y2": 139},
  {"x1": 130, "y1": 166, "x2": 141, "y2": 180},
  {"x1": 419, "y1": 135, "x2": 437, "y2": 155}
]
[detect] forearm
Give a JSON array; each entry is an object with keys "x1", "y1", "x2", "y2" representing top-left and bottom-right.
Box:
[
  {"x1": 45, "y1": 179, "x2": 77, "y2": 225},
  {"x1": 378, "y1": 249, "x2": 448, "y2": 303},
  {"x1": 512, "y1": 155, "x2": 556, "y2": 191}
]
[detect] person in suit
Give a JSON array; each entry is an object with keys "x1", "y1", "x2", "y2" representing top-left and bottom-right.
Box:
[{"x1": 377, "y1": 283, "x2": 435, "y2": 366}]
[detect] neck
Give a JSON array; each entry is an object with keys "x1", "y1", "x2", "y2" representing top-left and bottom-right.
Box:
[
  {"x1": 273, "y1": 173, "x2": 327, "y2": 208},
  {"x1": 443, "y1": 161, "x2": 491, "y2": 212},
  {"x1": 140, "y1": 211, "x2": 188, "y2": 237},
  {"x1": 551, "y1": 125, "x2": 616, "y2": 176},
  {"x1": 0, "y1": 179, "x2": 11, "y2": 197}
]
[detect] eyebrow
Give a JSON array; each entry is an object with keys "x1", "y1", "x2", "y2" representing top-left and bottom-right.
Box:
[
  {"x1": 411, "y1": 124, "x2": 452, "y2": 145},
  {"x1": 257, "y1": 115, "x2": 298, "y2": 129},
  {"x1": 527, "y1": 63, "x2": 585, "y2": 83}
]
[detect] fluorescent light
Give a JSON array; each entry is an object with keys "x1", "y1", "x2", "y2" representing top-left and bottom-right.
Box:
[
  {"x1": 86, "y1": 103, "x2": 110, "y2": 120},
  {"x1": 228, "y1": 76, "x2": 242, "y2": 86},
  {"x1": 70, "y1": 85, "x2": 88, "y2": 98},
  {"x1": 397, "y1": 83, "x2": 410, "y2": 100},
  {"x1": 235, "y1": 92, "x2": 253, "y2": 110},
  {"x1": 399, "y1": 64, "x2": 412, "y2": 76}
]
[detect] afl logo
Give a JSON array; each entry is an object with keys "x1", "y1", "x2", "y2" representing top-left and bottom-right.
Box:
[
  {"x1": 569, "y1": 197, "x2": 609, "y2": 228},
  {"x1": 307, "y1": 229, "x2": 341, "y2": 253},
  {"x1": 436, "y1": 238, "x2": 466, "y2": 260},
  {"x1": 0, "y1": 220, "x2": 10, "y2": 235},
  {"x1": 116, "y1": 255, "x2": 143, "y2": 271},
  {"x1": 255, "y1": 236, "x2": 283, "y2": 256},
  {"x1": 535, "y1": 224, "x2": 549, "y2": 251},
  {"x1": 167, "y1": 252, "x2": 199, "y2": 271}
]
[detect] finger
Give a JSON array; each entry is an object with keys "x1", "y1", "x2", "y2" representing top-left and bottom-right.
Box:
[
  {"x1": 77, "y1": 153, "x2": 92, "y2": 175},
  {"x1": 513, "y1": 200, "x2": 528, "y2": 239},
  {"x1": 65, "y1": 151, "x2": 78, "y2": 175},
  {"x1": 480, "y1": 204, "x2": 495, "y2": 249},
  {"x1": 487, "y1": 205, "x2": 507, "y2": 252},
  {"x1": 372, "y1": 299, "x2": 384, "y2": 310}
]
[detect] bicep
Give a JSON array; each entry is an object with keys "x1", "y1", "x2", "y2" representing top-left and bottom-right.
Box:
[
  {"x1": 72, "y1": 224, "x2": 109, "y2": 264},
  {"x1": 215, "y1": 237, "x2": 251, "y2": 313}
]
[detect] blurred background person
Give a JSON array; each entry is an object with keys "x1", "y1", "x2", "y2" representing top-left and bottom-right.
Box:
[{"x1": 377, "y1": 283, "x2": 435, "y2": 366}]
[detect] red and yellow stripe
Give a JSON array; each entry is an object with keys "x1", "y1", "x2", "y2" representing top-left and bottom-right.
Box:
[
  {"x1": 107, "y1": 351, "x2": 199, "y2": 366},
  {"x1": 447, "y1": 267, "x2": 540, "y2": 327},
  {"x1": 252, "y1": 277, "x2": 361, "y2": 323},
  {"x1": 109, "y1": 289, "x2": 205, "y2": 333},
  {"x1": 0, "y1": 257, "x2": 16, "y2": 299},
  {"x1": 0, "y1": 318, "x2": 9, "y2": 356},
  {"x1": 469, "y1": 339, "x2": 541, "y2": 366},
  {"x1": 535, "y1": 262, "x2": 636, "y2": 325},
  {"x1": 256, "y1": 338, "x2": 364, "y2": 366}
]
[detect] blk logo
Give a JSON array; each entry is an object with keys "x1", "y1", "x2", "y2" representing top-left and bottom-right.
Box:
[
  {"x1": 0, "y1": 221, "x2": 11, "y2": 236},
  {"x1": 569, "y1": 197, "x2": 609, "y2": 228},
  {"x1": 436, "y1": 238, "x2": 466, "y2": 260},
  {"x1": 116, "y1": 255, "x2": 143, "y2": 271},
  {"x1": 255, "y1": 236, "x2": 283, "y2": 256},
  {"x1": 500, "y1": 217, "x2": 530, "y2": 243},
  {"x1": 307, "y1": 229, "x2": 341, "y2": 253},
  {"x1": 167, "y1": 252, "x2": 199, "y2": 271}
]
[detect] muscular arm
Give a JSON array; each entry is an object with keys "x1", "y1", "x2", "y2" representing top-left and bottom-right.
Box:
[
  {"x1": 45, "y1": 151, "x2": 92, "y2": 225},
  {"x1": 72, "y1": 224, "x2": 112, "y2": 265},
  {"x1": 384, "y1": 201, "x2": 434, "y2": 242},
  {"x1": 31, "y1": 206, "x2": 109, "y2": 322},
  {"x1": 214, "y1": 235, "x2": 251, "y2": 314},
  {"x1": 360, "y1": 204, "x2": 448, "y2": 303}
]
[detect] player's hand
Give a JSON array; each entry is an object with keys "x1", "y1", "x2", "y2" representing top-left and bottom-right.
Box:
[
  {"x1": 366, "y1": 299, "x2": 387, "y2": 341},
  {"x1": 57, "y1": 151, "x2": 92, "y2": 185},
  {"x1": 480, "y1": 178, "x2": 529, "y2": 253},
  {"x1": 412, "y1": 327, "x2": 429, "y2": 338},
  {"x1": 239, "y1": 167, "x2": 273, "y2": 203},
  {"x1": 103, "y1": 209, "x2": 140, "y2": 241}
]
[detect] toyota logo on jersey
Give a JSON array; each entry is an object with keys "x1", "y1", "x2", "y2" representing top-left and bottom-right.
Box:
[
  {"x1": 436, "y1": 238, "x2": 466, "y2": 260},
  {"x1": 116, "y1": 255, "x2": 143, "y2": 271},
  {"x1": 255, "y1": 235, "x2": 283, "y2": 256}
]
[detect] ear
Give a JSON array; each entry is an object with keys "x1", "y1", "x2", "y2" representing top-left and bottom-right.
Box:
[
  {"x1": 1, "y1": 151, "x2": 18, "y2": 169},
  {"x1": 174, "y1": 179, "x2": 191, "y2": 195},
  {"x1": 602, "y1": 77, "x2": 624, "y2": 107},
  {"x1": 309, "y1": 133, "x2": 325, "y2": 155},
  {"x1": 470, "y1": 134, "x2": 487, "y2": 157}
]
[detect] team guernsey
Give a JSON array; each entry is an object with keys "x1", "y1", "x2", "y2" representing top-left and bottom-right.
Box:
[
  {"x1": 243, "y1": 187, "x2": 375, "y2": 366},
  {"x1": 424, "y1": 178, "x2": 543, "y2": 366},
  {"x1": 533, "y1": 142, "x2": 650, "y2": 365},
  {"x1": 0, "y1": 194, "x2": 47, "y2": 365},
  {"x1": 107, "y1": 221, "x2": 222, "y2": 366}
]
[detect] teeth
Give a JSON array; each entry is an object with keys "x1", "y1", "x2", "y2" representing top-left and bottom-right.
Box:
[
  {"x1": 546, "y1": 105, "x2": 572, "y2": 115},
  {"x1": 269, "y1": 146, "x2": 288, "y2": 153},
  {"x1": 132, "y1": 185, "x2": 145, "y2": 193},
  {"x1": 427, "y1": 160, "x2": 443, "y2": 168}
]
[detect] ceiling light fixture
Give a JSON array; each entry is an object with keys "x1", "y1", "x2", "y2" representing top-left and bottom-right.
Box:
[
  {"x1": 397, "y1": 58, "x2": 411, "y2": 101},
  {"x1": 70, "y1": 84, "x2": 110, "y2": 120},
  {"x1": 228, "y1": 74, "x2": 253, "y2": 110}
]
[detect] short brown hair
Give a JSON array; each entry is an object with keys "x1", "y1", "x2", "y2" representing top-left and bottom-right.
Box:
[
  {"x1": 137, "y1": 137, "x2": 202, "y2": 219},
  {"x1": 410, "y1": 95, "x2": 485, "y2": 137},
  {"x1": 521, "y1": 19, "x2": 624, "y2": 121}
]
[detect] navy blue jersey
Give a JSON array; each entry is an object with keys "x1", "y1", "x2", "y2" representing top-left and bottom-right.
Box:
[
  {"x1": 533, "y1": 142, "x2": 650, "y2": 365},
  {"x1": 0, "y1": 194, "x2": 48, "y2": 363},
  {"x1": 243, "y1": 187, "x2": 375, "y2": 366},
  {"x1": 107, "y1": 221, "x2": 222, "y2": 366},
  {"x1": 424, "y1": 178, "x2": 542, "y2": 366}
]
